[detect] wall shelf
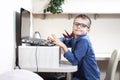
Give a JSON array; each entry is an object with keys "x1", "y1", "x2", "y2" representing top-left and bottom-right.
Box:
[{"x1": 32, "y1": 13, "x2": 120, "y2": 20}]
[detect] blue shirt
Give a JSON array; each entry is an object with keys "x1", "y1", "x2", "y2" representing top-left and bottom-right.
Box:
[{"x1": 60, "y1": 35, "x2": 100, "y2": 80}]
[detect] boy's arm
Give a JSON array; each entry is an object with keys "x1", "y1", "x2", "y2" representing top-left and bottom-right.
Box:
[{"x1": 49, "y1": 34, "x2": 69, "y2": 53}]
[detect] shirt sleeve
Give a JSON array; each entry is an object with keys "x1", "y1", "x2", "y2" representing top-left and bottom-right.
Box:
[
  {"x1": 59, "y1": 37, "x2": 72, "y2": 47},
  {"x1": 64, "y1": 39, "x2": 89, "y2": 65}
]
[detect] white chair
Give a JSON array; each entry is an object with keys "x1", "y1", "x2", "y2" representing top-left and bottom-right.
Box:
[
  {"x1": 0, "y1": 69, "x2": 43, "y2": 80},
  {"x1": 104, "y1": 49, "x2": 120, "y2": 80}
]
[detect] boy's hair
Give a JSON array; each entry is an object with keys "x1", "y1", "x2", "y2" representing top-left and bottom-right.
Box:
[{"x1": 74, "y1": 14, "x2": 91, "y2": 28}]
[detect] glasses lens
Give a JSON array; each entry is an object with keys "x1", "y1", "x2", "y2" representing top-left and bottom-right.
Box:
[{"x1": 73, "y1": 22, "x2": 88, "y2": 28}]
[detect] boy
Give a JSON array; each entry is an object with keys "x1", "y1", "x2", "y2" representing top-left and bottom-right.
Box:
[{"x1": 48, "y1": 14, "x2": 100, "y2": 80}]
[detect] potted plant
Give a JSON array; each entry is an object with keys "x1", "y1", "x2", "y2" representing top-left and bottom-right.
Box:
[{"x1": 43, "y1": 0, "x2": 64, "y2": 14}]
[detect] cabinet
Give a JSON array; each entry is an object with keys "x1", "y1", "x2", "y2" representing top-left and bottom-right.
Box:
[{"x1": 18, "y1": 46, "x2": 60, "y2": 71}]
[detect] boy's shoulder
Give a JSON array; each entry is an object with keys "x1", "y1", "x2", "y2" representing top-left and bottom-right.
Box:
[{"x1": 77, "y1": 35, "x2": 90, "y2": 42}]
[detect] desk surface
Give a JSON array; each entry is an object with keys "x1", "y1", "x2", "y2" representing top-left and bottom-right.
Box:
[
  {"x1": 21, "y1": 63, "x2": 77, "y2": 73},
  {"x1": 95, "y1": 53, "x2": 111, "y2": 60},
  {"x1": 38, "y1": 63, "x2": 77, "y2": 73}
]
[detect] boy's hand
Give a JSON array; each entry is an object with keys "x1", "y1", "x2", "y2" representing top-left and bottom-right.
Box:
[
  {"x1": 48, "y1": 34, "x2": 63, "y2": 47},
  {"x1": 47, "y1": 34, "x2": 68, "y2": 53}
]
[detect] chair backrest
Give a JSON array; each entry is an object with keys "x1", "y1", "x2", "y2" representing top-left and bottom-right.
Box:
[{"x1": 104, "y1": 49, "x2": 120, "y2": 80}]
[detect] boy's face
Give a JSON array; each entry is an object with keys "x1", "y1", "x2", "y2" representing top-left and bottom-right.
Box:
[{"x1": 73, "y1": 18, "x2": 90, "y2": 38}]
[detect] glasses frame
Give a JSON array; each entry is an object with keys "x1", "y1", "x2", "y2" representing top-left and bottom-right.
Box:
[{"x1": 73, "y1": 22, "x2": 89, "y2": 29}]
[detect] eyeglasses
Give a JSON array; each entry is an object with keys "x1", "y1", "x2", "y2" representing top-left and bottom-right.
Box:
[{"x1": 73, "y1": 22, "x2": 89, "y2": 28}]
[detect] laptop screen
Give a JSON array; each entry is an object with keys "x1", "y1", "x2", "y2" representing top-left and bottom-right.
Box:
[{"x1": 20, "y1": 8, "x2": 30, "y2": 39}]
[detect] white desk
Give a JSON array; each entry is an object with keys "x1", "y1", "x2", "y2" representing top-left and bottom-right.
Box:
[
  {"x1": 20, "y1": 63, "x2": 77, "y2": 80},
  {"x1": 21, "y1": 62, "x2": 77, "y2": 73},
  {"x1": 38, "y1": 62, "x2": 77, "y2": 80},
  {"x1": 18, "y1": 46, "x2": 77, "y2": 80},
  {"x1": 95, "y1": 53, "x2": 111, "y2": 60},
  {"x1": 37, "y1": 63, "x2": 77, "y2": 73},
  {"x1": 95, "y1": 53, "x2": 120, "y2": 61}
]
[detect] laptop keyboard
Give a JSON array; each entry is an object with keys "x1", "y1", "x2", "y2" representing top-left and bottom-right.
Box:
[{"x1": 21, "y1": 37, "x2": 55, "y2": 46}]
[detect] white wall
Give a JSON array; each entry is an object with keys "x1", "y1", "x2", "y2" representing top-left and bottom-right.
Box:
[
  {"x1": 32, "y1": 14, "x2": 120, "y2": 53},
  {"x1": 62, "y1": 0, "x2": 120, "y2": 13},
  {"x1": 32, "y1": 0, "x2": 120, "y2": 53},
  {"x1": 0, "y1": 0, "x2": 32, "y2": 74},
  {"x1": 32, "y1": 0, "x2": 120, "y2": 14}
]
